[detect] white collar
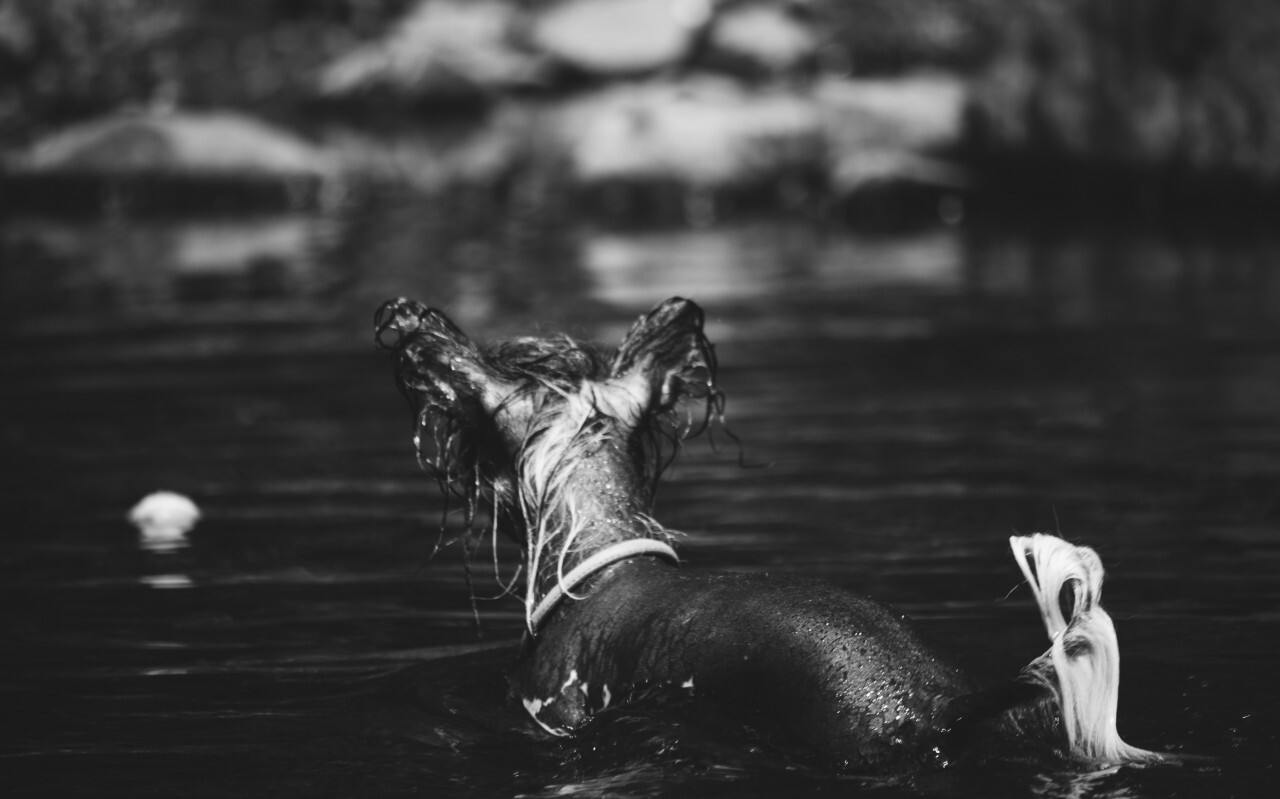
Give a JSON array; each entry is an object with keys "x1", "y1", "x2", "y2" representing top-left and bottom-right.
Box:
[{"x1": 528, "y1": 538, "x2": 679, "y2": 633}]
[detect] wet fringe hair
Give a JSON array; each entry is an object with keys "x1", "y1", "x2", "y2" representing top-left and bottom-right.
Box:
[
  {"x1": 1010, "y1": 534, "x2": 1165, "y2": 766},
  {"x1": 374, "y1": 298, "x2": 731, "y2": 631}
]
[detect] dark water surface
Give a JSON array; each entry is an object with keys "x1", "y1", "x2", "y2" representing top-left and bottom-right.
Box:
[{"x1": 2, "y1": 193, "x2": 1278, "y2": 796}]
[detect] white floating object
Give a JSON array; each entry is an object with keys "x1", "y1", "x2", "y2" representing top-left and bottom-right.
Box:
[{"x1": 129, "y1": 491, "x2": 201, "y2": 552}]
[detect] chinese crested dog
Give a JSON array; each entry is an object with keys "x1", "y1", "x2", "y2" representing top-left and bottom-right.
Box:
[{"x1": 375, "y1": 296, "x2": 1165, "y2": 772}]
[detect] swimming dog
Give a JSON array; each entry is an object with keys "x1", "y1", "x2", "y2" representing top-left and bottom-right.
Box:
[{"x1": 374, "y1": 296, "x2": 1164, "y2": 771}]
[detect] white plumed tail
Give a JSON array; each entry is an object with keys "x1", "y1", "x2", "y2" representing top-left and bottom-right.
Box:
[{"x1": 1010, "y1": 534, "x2": 1163, "y2": 766}]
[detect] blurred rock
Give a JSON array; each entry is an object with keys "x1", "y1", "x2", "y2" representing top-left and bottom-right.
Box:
[
  {"x1": 815, "y1": 72, "x2": 971, "y2": 198},
  {"x1": 534, "y1": 71, "x2": 971, "y2": 225},
  {"x1": 13, "y1": 110, "x2": 329, "y2": 177},
  {"x1": 705, "y1": 0, "x2": 820, "y2": 77},
  {"x1": 320, "y1": 106, "x2": 530, "y2": 193},
  {"x1": 531, "y1": 0, "x2": 710, "y2": 77},
  {"x1": 553, "y1": 77, "x2": 821, "y2": 188},
  {"x1": 316, "y1": 0, "x2": 547, "y2": 107},
  {"x1": 3, "y1": 110, "x2": 335, "y2": 214},
  {"x1": 531, "y1": 0, "x2": 821, "y2": 82}
]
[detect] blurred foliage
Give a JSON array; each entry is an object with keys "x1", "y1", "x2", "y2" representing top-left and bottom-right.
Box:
[
  {"x1": 5, "y1": 0, "x2": 1280, "y2": 186},
  {"x1": 815, "y1": 0, "x2": 1003, "y2": 76},
  {"x1": 0, "y1": 0, "x2": 414, "y2": 143},
  {"x1": 0, "y1": 0, "x2": 1011, "y2": 146},
  {"x1": 968, "y1": 0, "x2": 1280, "y2": 179}
]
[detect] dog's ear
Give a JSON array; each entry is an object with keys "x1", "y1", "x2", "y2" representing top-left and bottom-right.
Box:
[
  {"x1": 375, "y1": 298, "x2": 493, "y2": 417},
  {"x1": 610, "y1": 297, "x2": 716, "y2": 411}
]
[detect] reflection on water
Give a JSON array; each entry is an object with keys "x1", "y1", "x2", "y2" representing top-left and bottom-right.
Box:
[
  {"x1": 1, "y1": 214, "x2": 339, "y2": 327},
  {"x1": 138, "y1": 574, "x2": 195, "y2": 590},
  {"x1": 1, "y1": 191, "x2": 1277, "y2": 797},
  {"x1": 5, "y1": 192, "x2": 1279, "y2": 341}
]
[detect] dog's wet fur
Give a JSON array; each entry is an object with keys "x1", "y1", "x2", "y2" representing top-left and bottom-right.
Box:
[{"x1": 376, "y1": 296, "x2": 1166, "y2": 772}]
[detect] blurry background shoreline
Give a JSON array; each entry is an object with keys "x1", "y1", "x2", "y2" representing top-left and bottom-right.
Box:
[{"x1": 4, "y1": 0, "x2": 1280, "y2": 226}]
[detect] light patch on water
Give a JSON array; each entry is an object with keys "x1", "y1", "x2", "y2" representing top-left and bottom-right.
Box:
[
  {"x1": 581, "y1": 228, "x2": 793, "y2": 307},
  {"x1": 139, "y1": 574, "x2": 194, "y2": 589}
]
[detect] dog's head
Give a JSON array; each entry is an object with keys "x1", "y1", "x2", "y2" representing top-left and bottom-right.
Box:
[{"x1": 375, "y1": 297, "x2": 722, "y2": 559}]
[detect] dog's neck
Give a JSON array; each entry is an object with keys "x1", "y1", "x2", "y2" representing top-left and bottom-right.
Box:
[{"x1": 502, "y1": 373, "x2": 673, "y2": 621}]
